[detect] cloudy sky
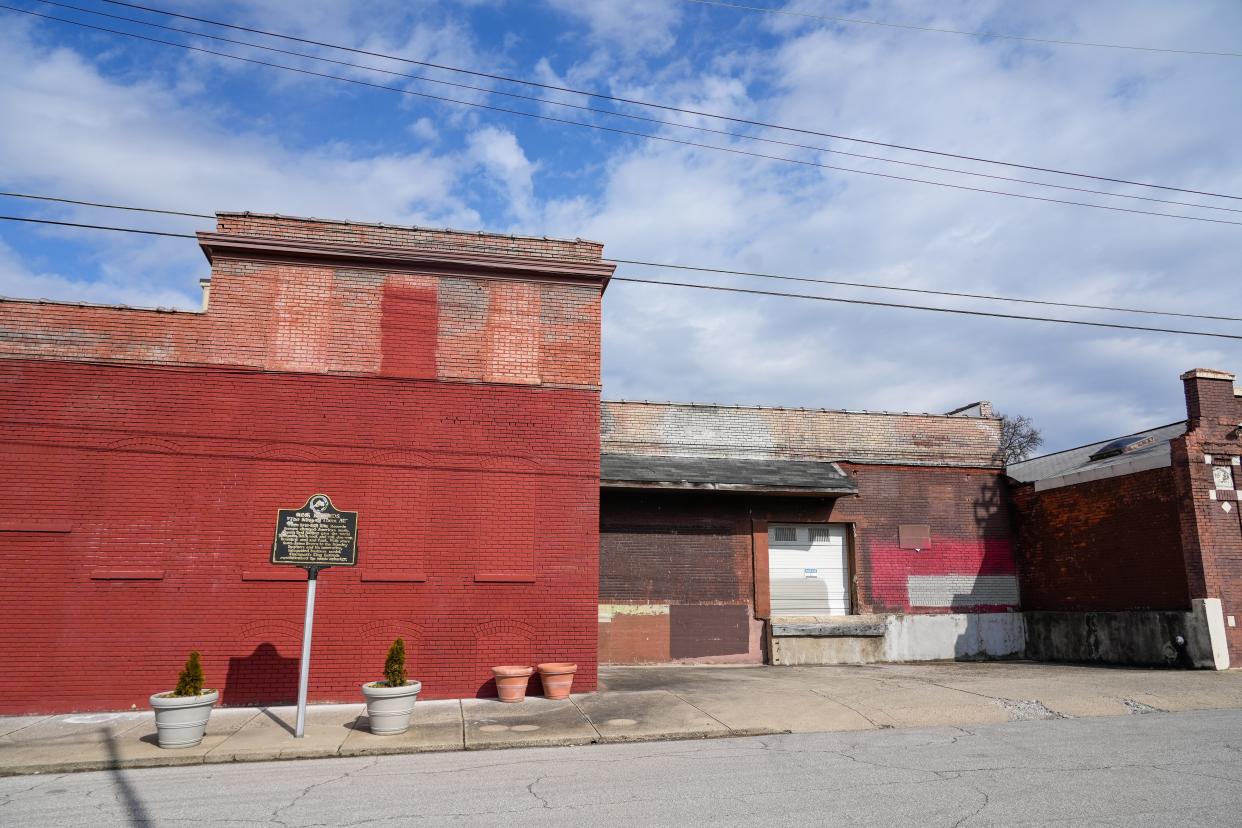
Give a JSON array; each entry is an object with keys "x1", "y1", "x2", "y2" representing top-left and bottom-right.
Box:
[{"x1": 2, "y1": 0, "x2": 1241, "y2": 453}]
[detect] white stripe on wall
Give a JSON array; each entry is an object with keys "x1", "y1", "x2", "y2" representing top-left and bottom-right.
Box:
[{"x1": 906, "y1": 575, "x2": 1019, "y2": 608}]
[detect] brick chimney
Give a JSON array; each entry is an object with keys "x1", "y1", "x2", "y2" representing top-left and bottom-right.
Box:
[{"x1": 1181, "y1": 368, "x2": 1238, "y2": 424}]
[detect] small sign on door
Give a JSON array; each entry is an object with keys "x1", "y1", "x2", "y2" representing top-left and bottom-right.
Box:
[{"x1": 803, "y1": 568, "x2": 818, "y2": 577}]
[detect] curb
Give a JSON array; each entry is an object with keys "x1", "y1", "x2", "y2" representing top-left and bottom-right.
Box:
[{"x1": 0, "y1": 726, "x2": 790, "y2": 777}]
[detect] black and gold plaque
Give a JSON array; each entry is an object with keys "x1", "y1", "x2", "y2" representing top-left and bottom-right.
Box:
[{"x1": 271, "y1": 494, "x2": 359, "y2": 568}]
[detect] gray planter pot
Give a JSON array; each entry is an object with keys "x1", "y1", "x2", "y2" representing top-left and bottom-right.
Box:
[
  {"x1": 149, "y1": 689, "x2": 218, "y2": 749},
  {"x1": 361, "y1": 680, "x2": 422, "y2": 735}
]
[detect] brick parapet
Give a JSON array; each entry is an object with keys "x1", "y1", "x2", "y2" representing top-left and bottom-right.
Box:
[
  {"x1": 601, "y1": 401, "x2": 1003, "y2": 468},
  {"x1": 216, "y1": 213, "x2": 605, "y2": 262}
]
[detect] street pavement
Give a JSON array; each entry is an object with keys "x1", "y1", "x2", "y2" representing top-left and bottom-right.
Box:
[
  {"x1": 2, "y1": 708, "x2": 1241, "y2": 826},
  {"x1": 5, "y1": 661, "x2": 1242, "y2": 776}
]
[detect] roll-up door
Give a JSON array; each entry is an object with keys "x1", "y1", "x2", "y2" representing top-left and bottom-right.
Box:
[{"x1": 768, "y1": 524, "x2": 850, "y2": 616}]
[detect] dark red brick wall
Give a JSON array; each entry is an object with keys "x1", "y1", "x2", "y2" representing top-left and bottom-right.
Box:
[
  {"x1": 598, "y1": 466, "x2": 1015, "y2": 662},
  {"x1": 1009, "y1": 467, "x2": 1190, "y2": 612},
  {"x1": 0, "y1": 215, "x2": 605, "y2": 714}
]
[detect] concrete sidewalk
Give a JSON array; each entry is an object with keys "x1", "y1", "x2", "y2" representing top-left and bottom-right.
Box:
[{"x1": 4, "y1": 661, "x2": 1242, "y2": 776}]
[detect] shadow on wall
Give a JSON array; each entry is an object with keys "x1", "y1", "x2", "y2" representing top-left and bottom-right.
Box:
[{"x1": 223, "y1": 643, "x2": 299, "y2": 706}]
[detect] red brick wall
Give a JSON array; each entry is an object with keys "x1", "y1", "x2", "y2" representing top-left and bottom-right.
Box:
[
  {"x1": 0, "y1": 215, "x2": 605, "y2": 714},
  {"x1": 1009, "y1": 467, "x2": 1190, "y2": 612},
  {"x1": 598, "y1": 465, "x2": 1015, "y2": 662}
]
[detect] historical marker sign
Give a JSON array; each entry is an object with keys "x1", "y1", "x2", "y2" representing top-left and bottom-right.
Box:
[{"x1": 271, "y1": 494, "x2": 359, "y2": 568}]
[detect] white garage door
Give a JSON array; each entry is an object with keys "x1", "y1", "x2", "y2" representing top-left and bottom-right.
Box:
[{"x1": 769, "y1": 524, "x2": 850, "y2": 616}]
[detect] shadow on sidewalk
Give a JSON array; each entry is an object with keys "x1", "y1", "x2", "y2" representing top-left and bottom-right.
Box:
[{"x1": 104, "y1": 727, "x2": 151, "y2": 826}]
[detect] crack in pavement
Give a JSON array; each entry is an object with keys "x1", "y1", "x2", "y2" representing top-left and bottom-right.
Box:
[
  {"x1": 269, "y1": 756, "x2": 380, "y2": 827},
  {"x1": 950, "y1": 783, "x2": 991, "y2": 828},
  {"x1": 808, "y1": 687, "x2": 893, "y2": 728}
]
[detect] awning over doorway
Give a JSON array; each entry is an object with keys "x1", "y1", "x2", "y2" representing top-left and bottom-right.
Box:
[{"x1": 601, "y1": 454, "x2": 859, "y2": 496}]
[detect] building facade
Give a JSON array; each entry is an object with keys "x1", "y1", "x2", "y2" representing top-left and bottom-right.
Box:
[
  {"x1": 599, "y1": 401, "x2": 1025, "y2": 665},
  {"x1": 1008, "y1": 369, "x2": 1239, "y2": 669},
  {"x1": 0, "y1": 213, "x2": 611, "y2": 714}
]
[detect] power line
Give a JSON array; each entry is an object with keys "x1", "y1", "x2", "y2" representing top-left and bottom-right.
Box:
[
  {"x1": 26, "y1": 0, "x2": 1242, "y2": 218},
  {"x1": 87, "y1": 0, "x2": 1242, "y2": 202},
  {"x1": 0, "y1": 190, "x2": 212, "y2": 218},
  {"x1": 612, "y1": 258, "x2": 1242, "y2": 323},
  {"x1": 5, "y1": 191, "x2": 1241, "y2": 324},
  {"x1": 683, "y1": 0, "x2": 1242, "y2": 59},
  {"x1": 0, "y1": 214, "x2": 199, "y2": 237},
  {"x1": 8, "y1": 6, "x2": 1242, "y2": 229},
  {"x1": 2, "y1": 212, "x2": 1241, "y2": 342},
  {"x1": 612, "y1": 276, "x2": 1242, "y2": 341}
]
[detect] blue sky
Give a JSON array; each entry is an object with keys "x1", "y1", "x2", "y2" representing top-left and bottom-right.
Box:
[{"x1": 2, "y1": 0, "x2": 1242, "y2": 454}]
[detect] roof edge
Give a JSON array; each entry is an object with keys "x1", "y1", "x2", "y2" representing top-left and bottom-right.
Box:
[
  {"x1": 214, "y1": 212, "x2": 604, "y2": 248},
  {"x1": 602, "y1": 399, "x2": 1002, "y2": 421}
]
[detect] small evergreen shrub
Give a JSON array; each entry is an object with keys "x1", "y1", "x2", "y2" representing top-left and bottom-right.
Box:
[
  {"x1": 173, "y1": 651, "x2": 205, "y2": 697},
  {"x1": 383, "y1": 638, "x2": 406, "y2": 687}
]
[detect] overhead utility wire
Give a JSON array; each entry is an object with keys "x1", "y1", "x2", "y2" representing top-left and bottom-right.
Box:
[
  {"x1": 682, "y1": 0, "x2": 1242, "y2": 59},
  {"x1": 0, "y1": 214, "x2": 203, "y2": 238},
  {"x1": 88, "y1": 0, "x2": 1242, "y2": 202},
  {"x1": 7, "y1": 6, "x2": 1242, "y2": 230},
  {"x1": 3, "y1": 214, "x2": 1241, "y2": 343},
  {"x1": 5, "y1": 191, "x2": 1242, "y2": 324},
  {"x1": 27, "y1": 0, "x2": 1242, "y2": 218},
  {"x1": 0, "y1": 190, "x2": 212, "y2": 218},
  {"x1": 611, "y1": 257, "x2": 1242, "y2": 323}
]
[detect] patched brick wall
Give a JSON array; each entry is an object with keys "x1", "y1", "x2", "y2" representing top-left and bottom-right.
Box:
[
  {"x1": 599, "y1": 465, "x2": 1016, "y2": 663},
  {"x1": 602, "y1": 401, "x2": 1003, "y2": 467},
  {"x1": 0, "y1": 214, "x2": 608, "y2": 714},
  {"x1": 1009, "y1": 467, "x2": 1190, "y2": 612}
]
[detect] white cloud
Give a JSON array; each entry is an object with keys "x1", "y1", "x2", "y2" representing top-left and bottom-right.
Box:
[
  {"x1": 466, "y1": 127, "x2": 538, "y2": 222},
  {"x1": 544, "y1": 0, "x2": 683, "y2": 56},
  {"x1": 3, "y1": 1, "x2": 1242, "y2": 451}
]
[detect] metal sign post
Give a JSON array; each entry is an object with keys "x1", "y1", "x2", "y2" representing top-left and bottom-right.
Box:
[
  {"x1": 294, "y1": 565, "x2": 321, "y2": 739},
  {"x1": 270, "y1": 494, "x2": 360, "y2": 740}
]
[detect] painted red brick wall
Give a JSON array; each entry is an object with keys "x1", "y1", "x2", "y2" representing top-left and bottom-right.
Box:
[
  {"x1": 599, "y1": 466, "x2": 1016, "y2": 663},
  {"x1": 0, "y1": 214, "x2": 607, "y2": 714},
  {"x1": 1009, "y1": 467, "x2": 1190, "y2": 612}
]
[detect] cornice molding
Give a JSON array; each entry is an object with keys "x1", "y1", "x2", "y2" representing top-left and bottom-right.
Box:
[{"x1": 197, "y1": 232, "x2": 615, "y2": 289}]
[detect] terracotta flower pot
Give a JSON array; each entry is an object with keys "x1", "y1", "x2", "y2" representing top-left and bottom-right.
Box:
[
  {"x1": 491, "y1": 665, "x2": 533, "y2": 702},
  {"x1": 537, "y1": 663, "x2": 577, "y2": 700}
]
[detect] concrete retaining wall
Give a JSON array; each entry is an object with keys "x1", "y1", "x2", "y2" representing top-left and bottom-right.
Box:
[
  {"x1": 769, "y1": 612, "x2": 1025, "y2": 665},
  {"x1": 1024, "y1": 599, "x2": 1229, "y2": 669}
]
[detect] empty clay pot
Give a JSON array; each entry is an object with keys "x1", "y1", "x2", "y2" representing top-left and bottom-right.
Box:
[
  {"x1": 537, "y1": 663, "x2": 577, "y2": 700},
  {"x1": 491, "y1": 665, "x2": 534, "y2": 702}
]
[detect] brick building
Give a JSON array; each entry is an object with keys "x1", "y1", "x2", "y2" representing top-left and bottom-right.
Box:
[
  {"x1": 0, "y1": 213, "x2": 612, "y2": 714},
  {"x1": 1008, "y1": 369, "x2": 1239, "y2": 669},
  {"x1": 599, "y1": 400, "x2": 1024, "y2": 665},
  {"x1": 7, "y1": 209, "x2": 1160, "y2": 715}
]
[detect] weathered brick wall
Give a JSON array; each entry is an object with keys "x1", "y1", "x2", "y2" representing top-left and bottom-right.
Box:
[
  {"x1": 0, "y1": 215, "x2": 606, "y2": 714},
  {"x1": 1174, "y1": 370, "x2": 1242, "y2": 662},
  {"x1": 599, "y1": 465, "x2": 1015, "y2": 663},
  {"x1": 216, "y1": 213, "x2": 605, "y2": 262},
  {"x1": 602, "y1": 401, "x2": 1003, "y2": 467},
  {"x1": 1009, "y1": 467, "x2": 1190, "y2": 612}
]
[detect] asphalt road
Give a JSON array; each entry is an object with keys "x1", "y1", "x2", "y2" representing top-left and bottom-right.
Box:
[{"x1": 3, "y1": 709, "x2": 1241, "y2": 827}]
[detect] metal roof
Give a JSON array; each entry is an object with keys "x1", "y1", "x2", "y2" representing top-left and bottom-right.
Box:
[
  {"x1": 1006, "y1": 421, "x2": 1186, "y2": 486},
  {"x1": 601, "y1": 454, "x2": 859, "y2": 495}
]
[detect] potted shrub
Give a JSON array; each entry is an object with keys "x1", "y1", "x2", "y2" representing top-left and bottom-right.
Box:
[
  {"x1": 361, "y1": 638, "x2": 422, "y2": 735},
  {"x1": 491, "y1": 665, "x2": 534, "y2": 702},
  {"x1": 537, "y1": 663, "x2": 578, "y2": 700},
  {"x1": 150, "y1": 651, "x2": 218, "y2": 749}
]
